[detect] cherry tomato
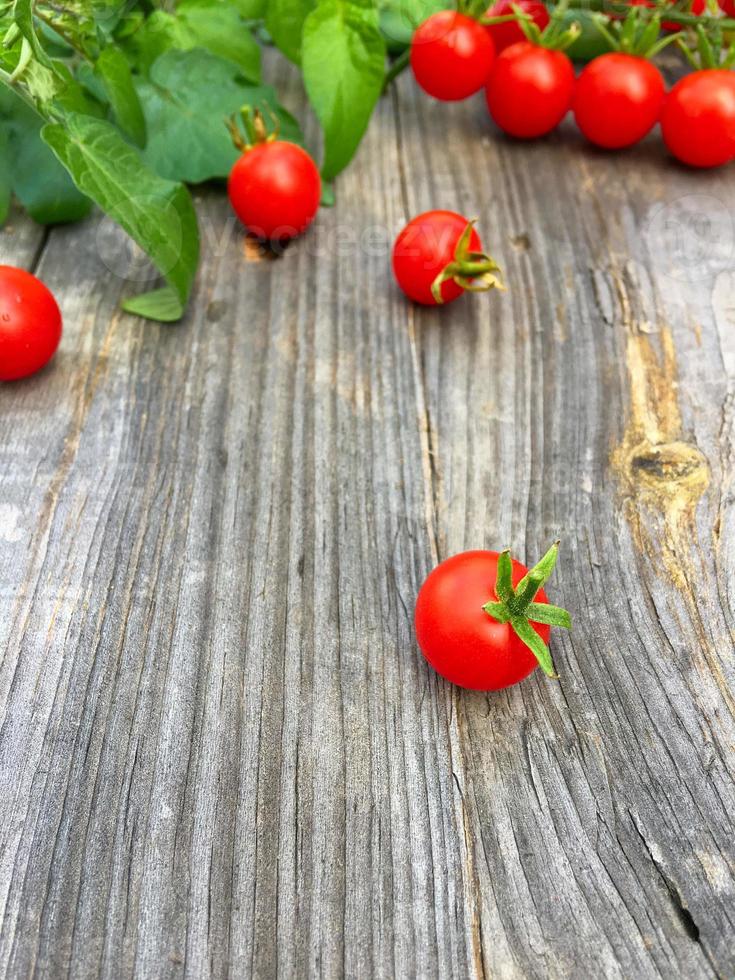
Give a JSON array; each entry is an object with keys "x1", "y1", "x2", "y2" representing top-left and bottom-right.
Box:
[
  {"x1": 573, "y1": 53, "x2": 665, "y2": 149},
  {"x1": 393, "y1": 211, "x2": 501, "y2": 306},
  {"x1": 484, "y1": 0, "x2": 550, "y2": 53},
  {"x1": 415, "y1": 547, "x2": 569, "y2": 691},
  {"x1": 661, "y1": 70, "x2": 735, "y2": 168},
  {"x1": 0, "y1": 266, "x2": 62, "y2": 382},
  {"x1": 486, "y1": 42, "x2": 575, "y2": 138},
  {"x1": 228, "y1": 140, "x2": 321, "y2": 241},
  {"x1": 718, "y1": 0, "x2": 735, "y2": 15},
  {"x1": 411, "y1": 11, "x2": 495, "y2": 101}
]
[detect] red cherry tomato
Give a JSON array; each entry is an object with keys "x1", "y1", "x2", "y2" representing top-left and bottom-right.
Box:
[
  {"x1": 661, "y1": 70, "x2": 735, "y2": 168},
  {"x1": 484, "y1": 0, "x2": 550, "y2": 53},
  {"x1": 415, "y1": 551, "x2": 553, "y2": 691},
  {"x1": 573, "y1": 53, "x2": 665, "y2": 149},
  {"x1": 0, "y1": 266, "x2": 62, "y2": 382},
  {"x1": 486, "y1": 42, "x2": 574, "y2": 138},
  {"x1": 411, "y1": 11, "x2": 495, "y2": 101},
  {"x1": 719, "y1": 0, "x2": 735, "y2": 15},
  {"x1": 393, "y1": 211, "x2": 500, "y2": 306},
  {"x1": 228, "y1": 141, "x2": 321, "y2": 241}
]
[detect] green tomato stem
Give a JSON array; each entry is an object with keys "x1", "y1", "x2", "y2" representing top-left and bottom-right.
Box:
[{"x1": 482, "y1": 543, "x2": 572, "y2": 679}]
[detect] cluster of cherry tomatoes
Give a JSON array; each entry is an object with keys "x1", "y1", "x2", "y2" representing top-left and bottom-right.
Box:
[{"x1": 410, "y1": 3, "x2": 735, "y2": 169}]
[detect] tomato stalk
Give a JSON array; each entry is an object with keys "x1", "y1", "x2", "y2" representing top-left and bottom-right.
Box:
[
  {"x1": 483, "y1": 542, "x2": 571, "y2": 678},
  {"x1": 431, "y1": 220, "x2": 504, "y2": 304},
  {"x1": 226, "y1": 107, "x2": 277, "y2": 153}
]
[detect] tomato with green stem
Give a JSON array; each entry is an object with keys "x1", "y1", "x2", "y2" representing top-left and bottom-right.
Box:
[
  {"x1": 0, "y1": 266, "x2": 62, "y2": 382},
  {"x1": 573, "y1": 54, "x2": 665, "y2": 148},
  {"x1": 227, "y1": 109, "x2": 321, "y2": 242},
  {"x1": 573, "y1": 12, "x2": 680, "y2": 149},
  {"x1": 485, "y1": 9, "x2": 579, "y2": 138},
  {"x1": 411, "y1": 11, "x2": 496, "y2": 101},
  {"x1": 415, "y1": 543, "x2": 571, "y2": 691},
  {"x1": 392, "y1": 211, "x2": 503, "y2": 306},
  {"x1": 484, "y1": 0, "x2": 550, "y2": 53}
]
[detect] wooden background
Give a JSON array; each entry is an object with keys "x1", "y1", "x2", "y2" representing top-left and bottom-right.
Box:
[{"x1": 1, "y1": 61, "x2": 734, "y2": 980}]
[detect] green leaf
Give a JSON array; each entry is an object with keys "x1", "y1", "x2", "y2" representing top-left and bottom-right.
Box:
[
  {"x1": 302, "y1": 0, "x2": 386, "y2": 181},
  {"x1": 11, "y1": 0, "x2": 53, "y2": 68},
  {"x1": 266, "y1": 0, "x2": 315, "y2": 63},
  {"x1": 233, "y1": 0, "x2": 268, "y2": 15},
  {"x1": 379, "y1": 0, "x2": 445, "y2": 51},
  {"x1": 95, "y1": 46, "x2": 146, "y2": 146},
  {"x1": 42, "y1": 113, "x2": 199, "y2": 321},
  {"x1": 0, "y1": 85, "x2": 93, "y2": 224},
  {"x1": 137, "y1": 48, "x2": 303, "y2": 184},
  {"x1": 124, "y1": 2, "x2": 261, "y2": 80},
  {"x1": 176, "y1": 0, "x2": 262, "y2": 80}
]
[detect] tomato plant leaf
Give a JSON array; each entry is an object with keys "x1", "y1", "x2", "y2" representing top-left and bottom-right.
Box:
[
  {"x1": 11, "y1": 0, "x2": 54, "y2": 68},
  {"x1": 266, "y1": 0, "x2": 316, "y2": 63},
  {"x1": 302, "y1": 0, "x2": 386, "y2": 181},
  {"x1": 136, "y1": 48, "x2": 303, "y2": 184},
  {"x1": 123, "y1": 2, "x2": 261, "y2": 80},
  {"x1": 379, "y1": 0, "x2": 445, "y2": 50},
  {"x1": 95, "y1": 46, "x2": 147, "y2": 147},
  {"x1": 42, "y1": 113, "x2": 199, "y2": 321},
  {"x1": 0, "y1": 86, "x2": 93, "y2": 224}
]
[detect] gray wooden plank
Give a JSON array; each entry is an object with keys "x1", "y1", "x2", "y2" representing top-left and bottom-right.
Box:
[
  {"x1": 393, "y1": 78, "x2": 735, "y2": 978},
  {"x1": 0, "y1": 61, "x2": 733, "y2": 980}
]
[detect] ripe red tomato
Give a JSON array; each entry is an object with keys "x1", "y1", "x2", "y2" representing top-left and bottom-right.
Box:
[
  {"x1": 228, "y1": 141, "x2": 321, "y2": 241},
  {"x1": 393, "y1": 211, "x2": 502, "y2": 306},
  {"x1": 484, "y1": 0, "x2": 550, "y2": 53},
  {"x1": 0, "y1": 266, "x2": 62, "y2": 382},
  {"x1": 486, "y1": 42, "x2": 575, "y2": 138},
  {"x1": 661, "y1": 70, "x2": 735, "y2": 168},
  {"x1": 415, "y1": 546, "x2": 570, "y2": 691},
  {"x1": 719, "y1": 0, "x2": 735, "y2": 15},
  {"x1": 411, "y1": 11, "x2": 495, "y2": 101},
  {"x1": 573, "y1": 53, "x2": 665, "y2": 149}
]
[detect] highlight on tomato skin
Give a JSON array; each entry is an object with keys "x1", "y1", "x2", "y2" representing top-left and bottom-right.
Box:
[
  {"x1": 0, "y1": 266, "x2": 63, "y2": 383},
  {"x1": 414, "y1": 546, "x2": 571, "y2": 691}
]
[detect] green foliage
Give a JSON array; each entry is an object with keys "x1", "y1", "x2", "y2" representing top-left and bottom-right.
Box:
[
  {"x1": 0, "y1": 0, "x2": 404, "y2": 320},
  {"x1": 136, "y1": 49, "x2": 303, "y2": 183},
  {"x1": 302, "y1": 0, "x2": 385, "y2": 181},
  {"x1": 42, "y1": 113, "x2": 199, "y2": 320}
]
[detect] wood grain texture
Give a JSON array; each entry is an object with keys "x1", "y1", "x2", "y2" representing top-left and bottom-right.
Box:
[{"x1": 1, "y1": 64, "x2": 734, "y2": 980}]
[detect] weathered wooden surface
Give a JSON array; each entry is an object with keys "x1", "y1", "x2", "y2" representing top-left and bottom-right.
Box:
[{"x1": 1, "y1": 63, "x2": 735, "y2": 980}]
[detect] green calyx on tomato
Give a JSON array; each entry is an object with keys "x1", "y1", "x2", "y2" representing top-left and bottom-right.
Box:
[
  {"x1": 501, "y1": 0, "x2": 583, "y2": 50},
  {"x1": 431, "y1": 219, "x2": 504, "y2": 305},
  {"x1": 590, "y1": 7, "x2": 683, "y2": 57},
  {"x1": 677, "y1": 23, "x2": 735, "y2": 69},
  {"x1": 482, "y1": 542, "x2": 572, "y2": 678},
  {"x1": 226, "y1": 106, "x2": 278, "y2": 154}
]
